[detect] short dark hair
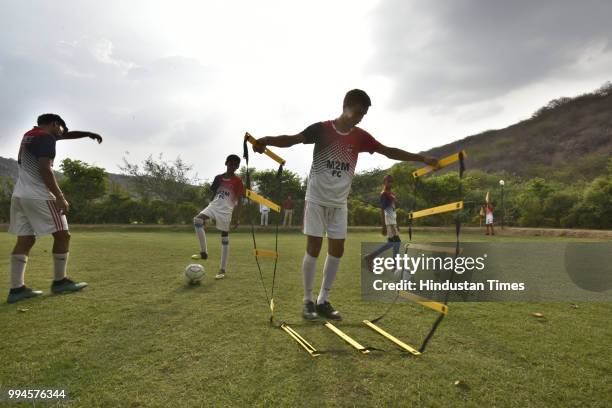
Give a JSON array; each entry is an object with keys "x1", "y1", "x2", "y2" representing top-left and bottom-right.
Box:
[
  {"x1": 226, "y1": 154, "x2": 241, "y2": 165},
  {"x1": 37, "y1": 113, "x2": 68, "y2": 132},
  {"x1": 343, "y1": 89, "x2": 371, "y2": 108}
]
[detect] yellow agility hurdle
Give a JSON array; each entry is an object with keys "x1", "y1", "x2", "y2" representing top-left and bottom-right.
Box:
[
  {"x1": 245, "y1": 132, "x2": 286, "y2": 166},
  {"x1": 253, "y1": 249, "x2": 279, "y2": 259},
  {"x1": 280, "y1": 324, "x2": 320, "y2": 357},
  {"x1": 324, "y1": 322, "x2": 370, "y2": 354},
  {"x1": 407, "y1": 201, "x2": 463, "y2": 220},
  {"x1": 362, "y1": 320, "x2": 421, "y2": 356},
  {"x1": 412, "y1": 150, "x2": 467, "y2": 178},
  {"x1": 398, "y1": 291, "x2": 449, "y2": 315},
  {"x1": 245, "y1": 189, "x2": 281, "y2": 213}
]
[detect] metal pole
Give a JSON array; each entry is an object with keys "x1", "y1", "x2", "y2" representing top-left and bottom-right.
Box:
[{"x1": 501, "y1": 184, "x2": 504, "y2": 230}]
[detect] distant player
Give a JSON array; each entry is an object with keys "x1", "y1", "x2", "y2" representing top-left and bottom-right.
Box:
[
  {"x1": 192, "y1": 155, "x2": 244, "y2": 280},
  {"x1": 485, "y1": 202, "x2": 495, "y2": 235},
  {"x1": 364, "y1": 174, "x2": 401, "y2": 269},
  {"x1": 7, "y1": 113, "x2": 103, "y2": 304},
  {"x1": 252, "y1": 89, "x2": 438, "y2": 320},
  {"x1": 283, "y1": 195, "x2": 294, "y2": 227},
  {"x1": 259, "y1": 203, "x2": 270, "y2": 226}
]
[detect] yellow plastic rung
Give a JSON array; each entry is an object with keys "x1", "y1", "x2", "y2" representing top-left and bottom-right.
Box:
[
  {"x1": 281, "y1": 324, "x2": 320, "y2": 357},
  {"x1": 246, "y1": 189, "x2": 281, "y2": 212},
  {"x1": 408, "y1": 201, "x2": 463, "y2": 220},
  {"x1": 324, "y1": 322, "x2": 370, "y2": 354},
  {"x1": 362, "y1": 320, "x2": 421, "y2": 356},
  {"x1": 398, "y1": 291, "x2": 449, "y2": 315},
  {"x1": 245, "y1": 132, "x2": 287, "y2": 165},
  {"x1": 404, "y1": 243, "x2": 462, "y2": 255},
  {"x1": 254, "y1": 249, "x2": 279, "y2": 259},
  {"x1": 412, "y1": 150, "x2": 467, "y2": 178}
]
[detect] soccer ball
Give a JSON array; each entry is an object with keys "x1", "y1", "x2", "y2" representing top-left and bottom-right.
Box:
[{"x1": 184, "y1": 263, "x2": 205, "y2": 284}]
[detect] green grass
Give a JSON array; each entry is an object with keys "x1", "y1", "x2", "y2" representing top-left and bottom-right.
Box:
[{"x1": 0, "y1": 229, "x2": 610, "y2": 407}]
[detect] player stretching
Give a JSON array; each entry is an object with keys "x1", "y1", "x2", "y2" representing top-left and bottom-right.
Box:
[
  {"x1": 365, "y1": 174, "x2": 401, "y2": 269},
  {"x1": 7, "y1": 114, "x2": 102, "y2": 304},
  {"x1": 192, "y1": 155, "x2": 244, "y2": 280},
  {"x1": 253, "y1": 89, "x2": 438, "y2": 320}
]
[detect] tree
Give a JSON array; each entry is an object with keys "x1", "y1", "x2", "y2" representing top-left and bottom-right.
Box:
[
  {"x1": 0, "y1": 177, "x2": 14, "y2": 223},
  {"x1": 576, "y1": 174, "x2": 612, "y2": 229},
  {"x1": 238, "y1": 166, "x2": 306, "y2": 225},
  {"x1": 59, "y1": 159, "x2": 107, "y2": 220},
  {"x1": 120, "y1": 154, "x2": 199, "y2": 203}
]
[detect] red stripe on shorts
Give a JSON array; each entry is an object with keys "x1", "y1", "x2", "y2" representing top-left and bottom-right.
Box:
[
  {"x1": 47, "y1": 201, "x2": 62, "y2": 230},
  {"x1": 52, "y1": 201, "x2": 66, "y2": 231}
]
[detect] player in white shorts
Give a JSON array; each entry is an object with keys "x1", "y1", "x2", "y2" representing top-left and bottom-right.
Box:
[
  {"x1": 192, "y1": 154, "x2": 244, "y2": 279},
  {"x1": 7, "y1": 113, "x2": 103, "y2": 304},
  {"x1": 364, "y1": 175, "x2": 402, "y2": 270},
  {"x1": 485, "y1": 202, "x2": 495, "y2": 235},
  {"x1": 252, "y1": 89, "x2": 439, "y2": 320}
]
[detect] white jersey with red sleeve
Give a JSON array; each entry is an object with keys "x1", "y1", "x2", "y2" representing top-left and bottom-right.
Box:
[
  {"x1": 208, "y1": 174, "x2": 244, "y2": 216},
  {"x1": 303, "y1": 120, "x2": 381, "y2": 208}
]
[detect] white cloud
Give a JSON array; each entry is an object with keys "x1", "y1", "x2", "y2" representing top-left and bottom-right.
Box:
[{"x1": 0, "y1": 0, "x2": 610, "y2": 182}]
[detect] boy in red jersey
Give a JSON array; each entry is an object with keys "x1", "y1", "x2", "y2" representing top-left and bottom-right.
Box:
[
  {"x1": 192, "y1": 155, "x2": 244, "y2": 280},
  {"x1": 364, "y1": 175, "x2": 402, "y2": 272},
  {"x1": 7, "y1": 113, "x2": 102, "y2": 304},
  {"x1": 252, "y1": 89, "x2": 438, "y2": 320}
]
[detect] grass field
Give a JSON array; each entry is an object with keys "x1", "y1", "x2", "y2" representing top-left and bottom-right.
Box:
[{"x1": 0, "y1": 228, "x2": 610, "y2": 407}]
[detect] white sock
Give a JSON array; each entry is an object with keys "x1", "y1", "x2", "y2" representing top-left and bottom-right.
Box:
[
  {"x1": 302, "y1": 252, "x2": 318, "y2": 303},
  {"x1": 220, "y1": 236, "x2": 229, "y2": 271},
  {"x1": 194, "y1": 218, "x2": 208, "y2": 252},
  {"x1": 10, "y1": 254, "x2": 27, "y2": 289},
  {"x1": 317, "y1": 254, "x2": 341, "y2": 305},
  {"x1": 53, "y1": 252, "x2": 69, "y2": 281}
]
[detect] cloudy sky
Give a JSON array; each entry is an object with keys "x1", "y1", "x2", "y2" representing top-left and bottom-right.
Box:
[{"x1": 1, "y1": 0, "x2": 611, "y2": 182}]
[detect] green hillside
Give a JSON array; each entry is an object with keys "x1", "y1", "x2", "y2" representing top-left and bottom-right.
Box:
[{"x1": 418, "y1": 82, "x2": 612, "y2": 182}]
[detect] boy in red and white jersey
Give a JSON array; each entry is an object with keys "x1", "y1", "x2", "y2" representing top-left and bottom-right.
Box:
[
  {"x1": 252, "y1": 89, "x2": 438, "y2": 320},
  {"x1": 7, "y1": 113, "x2": 103, "y2": 304},
  {"x1": 193, "y1": 155, "x2": 244, "y2": 280}
]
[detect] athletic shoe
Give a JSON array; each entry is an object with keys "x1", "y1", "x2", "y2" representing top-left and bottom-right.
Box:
[
  {"x1": 316, "y1": 301, "x2": 342, "y2": 321},
  {"x1": 7, "y1": 286, "x2": 43, "y2": 304},
  {"x1": 191, "y1": 252, "x2": 208, "y2": 260},
  {"x1": 51, "y1": 278, "x2": 88, "y2": 294},
  {"x1": 215, "y1": 270, "x2": 225, "y2": 280},
  {"x1": 302, "y1": 301, "x2": 319, "y2": 321}
]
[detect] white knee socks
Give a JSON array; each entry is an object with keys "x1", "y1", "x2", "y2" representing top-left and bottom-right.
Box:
[
  {"x1": 302, "y1": 253, "x2": 317, "y2": 303},
  {"x1": 53, "y1": 252, "x2": 69, "y2": 281},
  {"x1": 194, "y1": 218, "x2": 208, "y2": 253},
  {"x1": 317, "y1": 255, "x2": 341, "y2": 305},
  {"x1": 10, "y1": 254, "x2": 27, "y2": 289},
  {"x1": 220, "y1": 236, "x2": 229, "y2": 271}
]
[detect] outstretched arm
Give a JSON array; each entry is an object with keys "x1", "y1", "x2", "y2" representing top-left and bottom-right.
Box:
[
  {"x1": 252, "y1": 134, "x2": 305, "y2": 152},
  {"x1": 58, "y1": 131, "x2": 103, "y2": 144},
  {"x1": 375, "y1": 144, "x2": 438, "y2": 167}
]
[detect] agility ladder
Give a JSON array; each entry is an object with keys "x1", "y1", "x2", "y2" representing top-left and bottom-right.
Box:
[
  {"x1": 243, "y1": 133, "x2": 321, "y2": 357},
  {"x1": 363, "y1": 150, "x2": 466, "y2": 355}
]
